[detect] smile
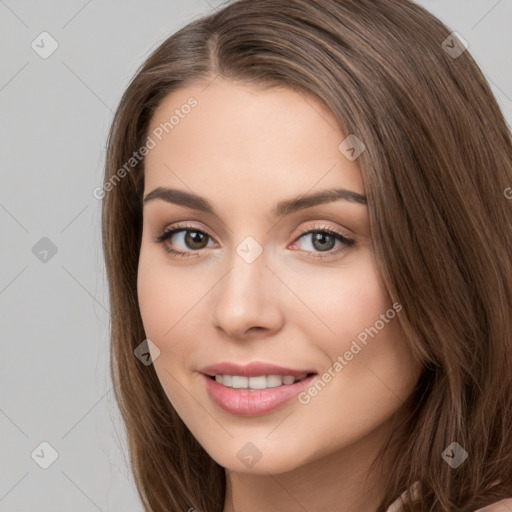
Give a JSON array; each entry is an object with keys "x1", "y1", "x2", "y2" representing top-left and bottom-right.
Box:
[{"x1": 201, "y1": 372, "x2": 317, "y2": 417}]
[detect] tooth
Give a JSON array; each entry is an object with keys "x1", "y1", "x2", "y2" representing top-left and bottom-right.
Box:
[
  {"x1": 266, "y1": 375, "x2": 283, "y2": 387},
  {"x1": 213, "y1": 374, "x2": 306, "y2": 389},
  {"x1": 232, "y1": 376, "x2": 249, "y2": 388},
  {"x1": 248, "y1": 376, "x2": 267, "y2": 389}
]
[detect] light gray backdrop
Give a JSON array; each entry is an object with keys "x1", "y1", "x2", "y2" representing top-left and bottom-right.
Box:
[{"x1": 1, "y1": 1, "x2": 511, "y2": 510}]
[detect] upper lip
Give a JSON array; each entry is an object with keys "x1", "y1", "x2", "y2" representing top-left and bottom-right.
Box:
[{"x1": 200, "y1": 361, "x2": 317, "y2": 378}]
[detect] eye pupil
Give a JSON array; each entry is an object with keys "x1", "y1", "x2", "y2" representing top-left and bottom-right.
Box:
[
  {"x1": 185, "y1": 230, "x2": 208, "y2": 249},
  {"x1": 312, "y1": 232, "x2": 335, "y2": 251}
]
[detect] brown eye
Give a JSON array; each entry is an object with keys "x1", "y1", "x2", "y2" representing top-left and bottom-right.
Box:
[
  {"x1": 153, "y1": 223, "x2": 216, "y2": 257},
  {"x1": 180, "y1": 230, "x2": 209, "y2": 250}
]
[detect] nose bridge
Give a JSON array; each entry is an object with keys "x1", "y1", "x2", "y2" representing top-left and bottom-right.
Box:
[
  {"x1": 221, "y1": 236, "x2": 269, "y2": 308},
  {"x1": 211, "y1": 234, "x2": 283, "y2": 336}
]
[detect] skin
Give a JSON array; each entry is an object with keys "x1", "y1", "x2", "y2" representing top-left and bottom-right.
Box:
[
  {"x1": 137, "y1": 78, "x2": 424, "y2": 512},
  {"x1": 476, "y1": 498, "x2": 512, "y2": 512},
  {"x1": 476, "y1": 501, "x2": 512, "y2": 512}
]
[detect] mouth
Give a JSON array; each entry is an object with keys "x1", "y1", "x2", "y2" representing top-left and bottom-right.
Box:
[{"x1": 200, "y1": 370, "x2": 318, "y2": 417}]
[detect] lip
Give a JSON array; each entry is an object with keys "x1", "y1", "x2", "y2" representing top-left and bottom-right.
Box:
[
  {"x1": 199, "y1": 361, "x2": 317, "y2": 378},
  {"x1": 200, "y1": 364, "x2": 318, "y2": 417}
]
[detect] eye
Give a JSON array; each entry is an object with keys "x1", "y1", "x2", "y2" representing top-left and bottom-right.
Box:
[
  {"x1": 290, "y1": 224, "x2": 355, "y2": 259},
  {"x1": 152, "y1": 222, "x2": 355, "y2": 259},
  {"x1": 152, "y1": 222, "x2": 216, "y2": 258}
]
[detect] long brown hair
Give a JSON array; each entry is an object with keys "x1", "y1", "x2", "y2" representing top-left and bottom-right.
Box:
[{"x1": 101, "y1": 1, "x2": 512, "y2": 510}]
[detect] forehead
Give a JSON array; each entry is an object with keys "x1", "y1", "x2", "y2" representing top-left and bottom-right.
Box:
[{"x1": 144, "y1": 79, "x2": 365, "y2": 209}]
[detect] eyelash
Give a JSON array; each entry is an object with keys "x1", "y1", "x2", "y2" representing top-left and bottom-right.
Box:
[{"x1": 152, "y1": 222, "x2": 355, "y2": 260}]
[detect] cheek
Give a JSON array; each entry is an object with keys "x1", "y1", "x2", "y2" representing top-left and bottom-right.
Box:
[
  {"x1": 291, "y1": 252, "x2": 419, "y2": 398},
  {"x1": 291, "y1": 252, "x2": 393, "y2": 356},
  {"x1": 137, "y1": 256, "x2": 168, "y2": 338},
  {"x1": 137, "y1": 246, "x2": 216, "y2": 378},
  {"x1": 137, "y1": 250, "x2": 197, "y2": 407},
  {"x1": 137, "y1": 245, "x2": 195, "y2": 339}
]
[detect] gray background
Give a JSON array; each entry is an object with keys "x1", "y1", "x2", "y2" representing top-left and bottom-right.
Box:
[{"x1": 0, "y1": 1, "x2": 511, "y2": 510}]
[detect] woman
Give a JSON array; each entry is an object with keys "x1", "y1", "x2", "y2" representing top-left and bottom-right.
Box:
[{"x1": 100, "y1": 0, "x2": 512, "y2": 510}]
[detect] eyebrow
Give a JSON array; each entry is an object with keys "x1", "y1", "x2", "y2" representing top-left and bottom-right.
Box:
[{"x1": 143, "y1": 186, "x2": 367, "y2": 217}]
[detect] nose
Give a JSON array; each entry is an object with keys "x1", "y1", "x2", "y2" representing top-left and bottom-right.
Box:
[{"x1": 210, "y1": 247, "x2": 284, "y2": 341}]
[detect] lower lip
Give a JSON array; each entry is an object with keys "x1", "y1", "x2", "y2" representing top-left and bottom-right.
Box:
[{"x1": 201, "y1": 373, "x2": 317, "y2": 417}]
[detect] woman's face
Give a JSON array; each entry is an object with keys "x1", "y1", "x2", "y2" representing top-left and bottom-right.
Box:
[{"x1": 137, "y1": 78, "x2": 422, "y2": 474}]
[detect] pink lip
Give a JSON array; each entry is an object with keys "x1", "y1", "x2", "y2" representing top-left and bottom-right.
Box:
[
  {"x1": 199, "y1": 361, "x2": 316, "y2": 378},
  {"x1": 201, "y1": 373, "x2": 317, "y2": 417}
]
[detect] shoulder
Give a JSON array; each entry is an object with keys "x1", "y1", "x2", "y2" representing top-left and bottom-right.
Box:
[{"x1": 474, "y1": 498, "x2": 512, "y2": 511}]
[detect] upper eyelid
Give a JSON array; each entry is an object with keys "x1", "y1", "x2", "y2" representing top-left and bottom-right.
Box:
[{"x1": 162, "y1": 221, "x2": 350, "y2": 236}]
